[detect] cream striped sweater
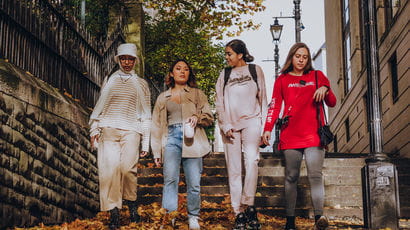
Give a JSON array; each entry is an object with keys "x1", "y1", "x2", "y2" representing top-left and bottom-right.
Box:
[{"x1": 90, "y1": 70, "x2": 151, "y2": 151}]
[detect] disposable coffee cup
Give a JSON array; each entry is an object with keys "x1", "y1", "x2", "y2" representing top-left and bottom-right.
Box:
[
  {"x1": 93, "y1": 139, "x2": 99, "y2": 149},
  {"x1": 184, "y1": 122, "x2": 195, "y2": 138}
]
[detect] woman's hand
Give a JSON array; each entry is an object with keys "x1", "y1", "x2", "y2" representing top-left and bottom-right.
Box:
[
  {"x1": 262, "y1": 131, "x2": 271, "y2": 146},
  {"x1": 154, "y1": 158, "x2": 162, "y2": 167},
  {"x1": 313, "y1": 86, "x2": 329, "y2": 102},
  {"x1": 187, "y1": 116, "x2": 198, "y2": 127},
  {"x1": 140, "y1": 151, "x2": 148, "y2": 157},
  {"x1": 225, "y1": 129, "x2": 235, "y2": 139},
  {"x1": 90, "y1": 134, "x2": 99, "y2": 148}
]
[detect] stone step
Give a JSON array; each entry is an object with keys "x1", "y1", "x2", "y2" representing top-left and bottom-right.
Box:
[
  {"x1": 137, "y1": 174, "x2": 312, "y2": 187},
  {"x1": 138, "y1": 185, "x2": 288, "y2": 197},
  {"x1": 136, "y1": 193, "x2": 363, "y2": 217},
  {"x1": 138, "y1": 152, "x2": 278, "y2": 165},
  {"x1": 138, "y1": 176, "x2": 231, "y2": 186}
]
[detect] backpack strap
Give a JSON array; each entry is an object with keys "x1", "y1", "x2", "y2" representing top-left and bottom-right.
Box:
[
  {"x1": 223, "y1": 64, "x2": 259, "y2": 94},
  {"x1": 248, "y1": 64, "x2": 259, "y2": 91}
]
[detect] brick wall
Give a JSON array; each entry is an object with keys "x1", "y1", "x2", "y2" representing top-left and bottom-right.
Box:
[{"x1": 0, "y1": 59, "x2": 99, "y2": 228}]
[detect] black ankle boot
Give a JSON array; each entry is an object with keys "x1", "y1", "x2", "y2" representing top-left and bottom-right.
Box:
[
  {"x1": 125, "y1": 200, "x2": 140, "y2": 223},
  {"x1": 109, "y1": 207, "x2": 120, "y2": 230},
  {"x1": 285, "y1": 216, "x2": 296, "y2": 230},
  {"x1": 314, "y1": 215, "x2": 329, "y2": 230},
  {"x1": 245, "y1": 206, "x2": 261, "y2": 229}
]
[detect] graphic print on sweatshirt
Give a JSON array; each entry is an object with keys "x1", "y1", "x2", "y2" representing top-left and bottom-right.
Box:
[
  {"x1": 265, "y1": 78, "x2": 315, "y2": 130},
  {"x1": 227, "y1": 74, "x2": 252, "y2": 86},
  {"x1": 226, "y1": 70, "x2": 259, "y2": 124}
]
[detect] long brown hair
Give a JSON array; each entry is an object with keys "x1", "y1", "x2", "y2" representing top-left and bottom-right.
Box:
[
  {"x1": 281, "y1": 43, "x2": 314, "y2": 74},
  {"x1": 165, "y1": 59, "x2": 198, "y2": 88},
  {"x1": 226, "y1": 39, "x2": 254, "y2": 62}
]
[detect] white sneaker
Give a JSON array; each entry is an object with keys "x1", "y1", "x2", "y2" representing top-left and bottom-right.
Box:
[{"x1": 189, "y1": 216, "x2": 200, "y2": 230}]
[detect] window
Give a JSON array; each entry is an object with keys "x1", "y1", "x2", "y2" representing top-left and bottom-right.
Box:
[
  {"x1": 359, "y1": 0, "x2": 367, "y2": 71},
  {"x1": 345, "y1": 118, "x2": 350, "y2": 142},
  {"x1": 385, "y1": 0, "x2": 401, "y2": 28},
  {"x1": 342, "y1": 0, "x2": 352, "y2": 95},
  {"x1": 389, "y1": 52, "x2": 399, "y2": 102},
  {"x1": 333, "y1": 134, "x2": 338, "y2": 153}
]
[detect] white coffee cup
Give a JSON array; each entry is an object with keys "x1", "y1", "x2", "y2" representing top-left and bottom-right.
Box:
[
  {"x1": 93, "y1": 139, "x2": 99, "y2": 149},
  {"x1": 184, "y1": 122, "x2": 195, "y2": 139}
]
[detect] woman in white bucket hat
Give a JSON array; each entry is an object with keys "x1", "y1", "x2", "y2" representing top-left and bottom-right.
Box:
[{"x1": 89, "y1": 43, "x2": 151, "y2": 229}]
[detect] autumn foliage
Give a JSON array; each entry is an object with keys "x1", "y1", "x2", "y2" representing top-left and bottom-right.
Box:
[{"x1": 14, "y1": 193, "x2": 369, "y2": 229}]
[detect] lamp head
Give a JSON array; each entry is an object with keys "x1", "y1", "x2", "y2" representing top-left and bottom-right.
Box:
[{"x1": 270, "y1": 18, "x2": 283, "y2": 42}]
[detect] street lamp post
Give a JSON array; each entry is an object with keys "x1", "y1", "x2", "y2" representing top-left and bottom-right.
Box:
[
  {"x1": 270, "y1": 18, "x2": 283, "y2": 78},
  {"x1": 293, "y1": 0, "x2": 301, "y2": 42},
  {"x1": 361, "y1": 0, "x2": 400, "y2": 229},
  {"x1": 273, "y1": 0, "x2": 302, "y2": 43}
]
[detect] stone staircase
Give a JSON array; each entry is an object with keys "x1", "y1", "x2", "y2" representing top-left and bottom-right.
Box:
[
  {"x1": 137, "y1": 151, "x2": 366, "y2": 218},
  {"x1": 136, "y1": 151, "x2": 410, "y2": 219}
]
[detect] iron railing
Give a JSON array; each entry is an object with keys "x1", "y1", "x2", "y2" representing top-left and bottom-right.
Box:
[{"x1": 0, "y1": 0, "x2": 125, "y2": 107}]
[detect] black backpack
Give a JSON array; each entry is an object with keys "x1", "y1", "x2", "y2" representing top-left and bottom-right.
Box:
[{"x1": 223, "y1": 64, "x2": 258, "y2": 93}]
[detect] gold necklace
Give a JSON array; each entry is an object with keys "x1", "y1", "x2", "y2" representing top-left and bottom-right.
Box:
[{"x1": 119, "y1": 74, "x2": 132, "y2": 83}]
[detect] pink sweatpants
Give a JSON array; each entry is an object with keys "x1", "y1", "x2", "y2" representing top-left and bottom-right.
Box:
[
  {"x1": 97, "y1": 127, "x2": 141, "y2": 211},
  {"x1": 224, "y1": 123, "x2": 261, "y2": 214}
]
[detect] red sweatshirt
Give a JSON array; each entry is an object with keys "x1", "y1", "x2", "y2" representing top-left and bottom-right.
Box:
[{"x1": 264, "y1": 70, "x2": 337, "y2": 150}]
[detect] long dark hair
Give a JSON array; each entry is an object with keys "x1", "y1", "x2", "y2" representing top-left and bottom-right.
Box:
[
  {"x1": 226, "y1": 39, "x2": 254, "y2": 62},
  {"x1": 165, "y1": 59, "x2": 198, "y2": 88},
  {"x1": 281, "y1": 43, "x2": 314, "y2": 74}
]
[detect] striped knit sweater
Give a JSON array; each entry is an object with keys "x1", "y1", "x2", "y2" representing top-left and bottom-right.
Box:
[{"x1": 90, "y1": 70, "x2": 151, "y2": 152}]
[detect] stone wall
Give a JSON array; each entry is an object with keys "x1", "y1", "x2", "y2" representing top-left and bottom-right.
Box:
[{"x1": 0, "y1": 59, "x2": 98, "y2": 228}]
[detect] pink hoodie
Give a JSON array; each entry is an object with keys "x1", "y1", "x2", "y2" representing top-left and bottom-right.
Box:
[{"x1": 215, "y1": 64, "x2": 268, "y2": 134}]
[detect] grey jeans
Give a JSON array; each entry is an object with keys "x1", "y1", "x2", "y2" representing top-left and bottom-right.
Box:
[{"x1": 283, "y1": 147, "x2": 325, "y2": 216}]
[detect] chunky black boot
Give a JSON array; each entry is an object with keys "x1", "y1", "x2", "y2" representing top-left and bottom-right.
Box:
[
  {"x1": 314, "y1": 215, "x2": 329, "y2": 230},
  {"x1": 109, "y1": 207, "x2": 120, "y2": 230},
  {"x1": 284, "y1": 216, "x2": 296, "y2": 230},
  {"x1": 245, "y1": 206, "x2": 261, "y2": 229},
  {"x1": 125, "y1": 200, "x2": 141, "y2": 223},
  {"x1": 233, "y1": 212, "x2": 247, "y2": 230}
]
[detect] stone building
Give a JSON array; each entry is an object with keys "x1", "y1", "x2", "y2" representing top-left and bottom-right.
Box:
[{"x1": 324, "y1": 0, "x2": 409, "y2": 215}]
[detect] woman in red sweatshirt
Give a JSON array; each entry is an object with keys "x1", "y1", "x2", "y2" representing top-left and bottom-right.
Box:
[{"x1": 262, "y1": 43, "x2": 336, "y2": 230}]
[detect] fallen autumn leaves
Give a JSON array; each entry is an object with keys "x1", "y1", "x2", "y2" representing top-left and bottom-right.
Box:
[{"x1": 12, "y1": 194, "x2": 370, "y2": 230}]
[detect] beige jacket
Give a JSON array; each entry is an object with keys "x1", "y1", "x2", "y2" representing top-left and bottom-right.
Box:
[{"x1": 151, "y1": 86, "x2": 214, "y2": 159}]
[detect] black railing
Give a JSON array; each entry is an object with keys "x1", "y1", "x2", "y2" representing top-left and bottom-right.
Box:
[{"x1": 0, "y1": 0, "x2": 125, "y2": 107}]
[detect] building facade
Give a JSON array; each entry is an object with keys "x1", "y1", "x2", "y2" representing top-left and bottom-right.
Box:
[{"x1": 324, "y1": 0, "x2": 409, "y2": 157}]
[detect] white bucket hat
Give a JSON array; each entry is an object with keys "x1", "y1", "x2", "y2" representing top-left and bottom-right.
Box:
[{"x1": 114, "y1": 43, "x2": 138, "y2": 63}]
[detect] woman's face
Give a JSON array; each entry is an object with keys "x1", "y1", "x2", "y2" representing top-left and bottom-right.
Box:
[
  {"x1": 291, "y1": 47, "x2": 309, "y2": 72},
  {"x1": 172, "y1": 61, "x2": 190, "y2": 85},
  {"x1": 225, "y1": 46, "x2": 243, "y2": 67},
  {"x1": 119, "y1": 55, "x2": 136, "y2": 72}
]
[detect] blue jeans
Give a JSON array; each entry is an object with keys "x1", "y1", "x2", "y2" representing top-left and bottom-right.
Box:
[{"x1": 162, "y1": 124, "x2": 203, "y2": 217}]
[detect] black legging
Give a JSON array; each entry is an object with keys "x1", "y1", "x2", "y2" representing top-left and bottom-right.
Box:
[{"x1": 283, "y1": 147, "x2": 325, "y2": 216}]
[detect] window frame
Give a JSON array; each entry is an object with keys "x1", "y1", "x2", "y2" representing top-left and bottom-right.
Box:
[
  {"x1": 389, "y1": 52, "x2": 399, "y2": 103},
  {"x1": 342, "y1": 0, "x2": 352, "y2": 95}
]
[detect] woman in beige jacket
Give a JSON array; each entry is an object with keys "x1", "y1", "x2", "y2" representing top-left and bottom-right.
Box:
[{"x1": 151, "y1": 59, "x2": 213, "y2": 229}]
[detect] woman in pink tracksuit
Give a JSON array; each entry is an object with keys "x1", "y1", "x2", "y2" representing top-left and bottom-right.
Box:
[{"x1": 215, "y1": 39, "x2": 267, "y2": 230}]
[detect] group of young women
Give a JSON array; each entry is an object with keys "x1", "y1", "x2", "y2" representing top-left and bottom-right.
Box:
[{"x1": 90, "y1": 40, "x2": 336, "y2": 230}]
